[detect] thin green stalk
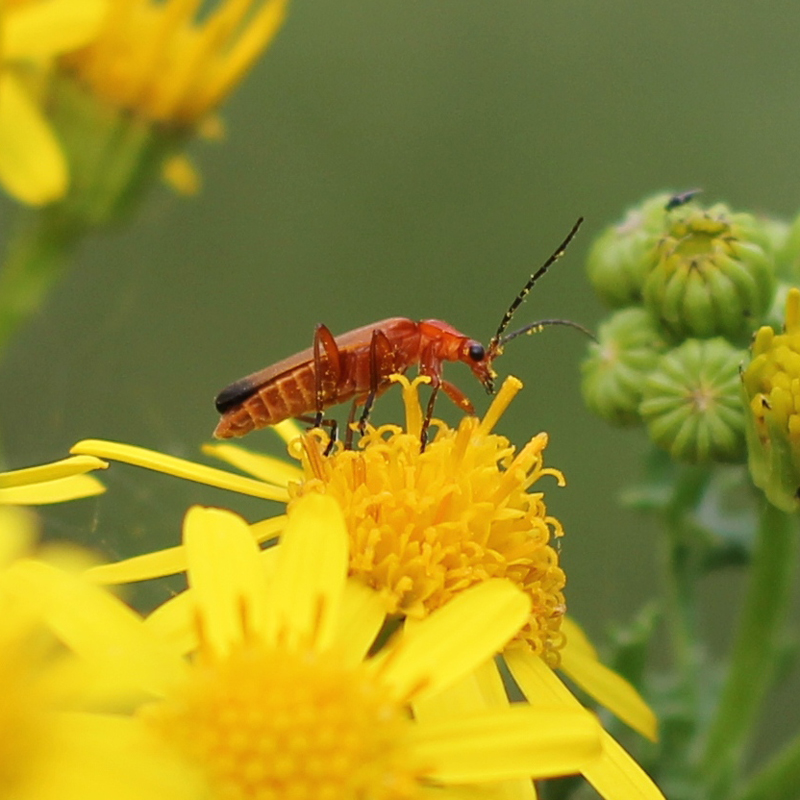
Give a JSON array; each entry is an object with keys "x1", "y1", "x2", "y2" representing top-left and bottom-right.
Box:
[
  {"x1": 701, "y1": 502, "x2": 798, "y2": 799},
  {"x1": 0, "y1": 207, "x2": 85, "y2": 357},
  {"x1": 735, "y1": 732, "x2": 800, "y2": 800},
  {"x1": 662, "y1": 466, "x2": 710, "y2": 687}
]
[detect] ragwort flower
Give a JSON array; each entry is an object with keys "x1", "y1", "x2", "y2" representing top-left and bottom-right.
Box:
[
  {"x1": 72, "y1": 376, "x2": 663, "y2": 799},
  {"x1": 23, "y1": 493, "x2": 604, "y2": 799},
  {"x1": 742, "y1": 287, "x2": 800, "y2": 511},
  {"x1": 0, "y1": 0, "x2": 106, "y2": 204}
]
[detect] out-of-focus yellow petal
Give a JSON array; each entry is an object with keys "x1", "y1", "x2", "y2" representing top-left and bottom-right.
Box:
[
  {"x1": 560, "y1": 618, "x2": 657, "y2": 741},
  {"x1": 161, "y1": 154, "x2": 200, "y2": 196},
  {"x1": 4, "y1": 0, "x2": 107, "y2": 60},
  {"x1": 183, "y1": 506, "x2": 268, "y2": 659},
  {"x1": 202, "y1": 442, "x2": 303, "y2": 486},
  {"x1": 0, "y1": 74, "x2": 67, "y2": 205},
  {"x1": 0, "y1": 506, "x2": 36, "y2": 566},
  {"x1": 85, "y1": 544, "x2": 188, "y2": 585},
  {"x1": 410, "y1": 705, "x2": 601, "y2": 782},
  {"x1": 583, "y1": 732, "x2": 666, "y2": 800},
  {"x1": 43, "y1": 712, "x2": 203, "y2": 800},
  {"x1": 378, "y1": 581, "x2": 530, "y2": 704},
  {"x1": 272, "y1": 418, "x2": 304, "y2": 445},
  {"x1": 11, "y1": 559, "x2": 187, "y2": 697},
  {"x1": 414, "y1": 659, "x2": 509, "y2": 721},
  {"x1": 0, "y1": 455, "x2": 107, "y2": 488},
  {"x1": 0, "y1": 474, "x2": 105, "y2": 505},
  {"x1": 144, "y1": 588, "x2": 198, "y2": 655},
  {"x1": 333, "y1": 578, "x2": 385, "y2": 666},
  {"x1": 71, "y1": 439, "x2": 288, "y2": 501},
  {"x1": 262, "y1": 493, "x2": 348, "y2": 652}
]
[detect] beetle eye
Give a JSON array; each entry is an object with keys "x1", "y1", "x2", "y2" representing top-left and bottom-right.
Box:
[{"x1": 468, "y1": 343, "x2": 485, "y2": 361}]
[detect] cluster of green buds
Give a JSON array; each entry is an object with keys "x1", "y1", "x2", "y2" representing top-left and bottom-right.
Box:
[{"x1": 583, "y1": 192, "x2": 789, "y2": 465}]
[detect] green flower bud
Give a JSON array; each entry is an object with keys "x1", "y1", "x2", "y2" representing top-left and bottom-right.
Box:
[
  {"x1": 587, "y1": 193, "x2": 673, "y2": 308},
  {"x1": 643, "y1": 203, "x2": 776, "y2": 344},
  {"x1": 741, "y1": 288, "x2": 800, "y2": 511},
  {"x1": 775, "y1": 209, "x2": 800, "y2": 282},
  {"x1": 640, "y1": 338, "x2": 747, "y2": 464},
  {"x1": 581, "y1": 308, "x2": 667, "y2": 426}
]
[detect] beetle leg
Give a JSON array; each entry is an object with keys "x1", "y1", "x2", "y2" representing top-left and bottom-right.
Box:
[
  {"x1": 345, "y1": 398, "x2": 360, "y2": 450},
  {"x1": 296, "y1": 414, "x2": 339, "y2": 455},
  {"x1": 358, "y1": 329, "x2": 394, "y2": 433},
  {"x1": 313, "y1": 324, "x2": 343, "y2": 427},
  {"x1": 440, "y1": 379, "x2": 475, "y2": 414},
  {"x1": 420, "y1": 383, "x2": 441, "y2": 451}
]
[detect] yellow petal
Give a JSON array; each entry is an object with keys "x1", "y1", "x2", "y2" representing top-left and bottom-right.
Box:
[
  {"x1": 422, "y1": 785, "x2": 536, "y2": 800},
  {"x1": 85, "y1": 544, "x2": 188, "y2": 584},
  {"x1": 0, "y1": 454, "x2": 107, "y2": 488},
  {"x1": 71, "y1": 439, "x2": 288, "y2": 501},
  {"x1": 161, "y1": 153, "x2": 201, "y2": 196},
  {"x1": 503, "y1": 647, "x2": 578, "y2": 707},
  {"x1": 414, "y1": 659, "x2": 509, "y2": 721},
  {"x1": 202, "y1": 442, "x2": 303, "y2": 485},
  {"x1": 410, "y1": 704, "x2": 601, "y2": 783},
  {"x1": 272, "y1": 418, "x2": 304, "y2": 444},
  {"x1": 379, "y1": 581, "x2": 530, "y2": 704},
  {"x1": 44, "y1": 712, "x2": 203, "y2": 800},
  {"x1": 11, "y1": 559, "x2": 186, "y2": 696},
  {"x1": 183, "y1": 506, "x2": 268, "y2": 659},
  {"x1": 0, "y1": 74, "x2": 67, "y2": 205},
  {"x1": 262, "y1": 493, "x2": 348, "y2": 651},
  {"x1": 560, "y1": 618, "x2": 657, "y2": 741},
  {"x1": 0, "y1": 474, "x2": 105, "y2": 505},
  {"x1": 250, "y1": 513, "x2": 286, "y2": 543},
  {"x1": 0, "y1": 506, "x2": 36, "y2": 565},
  {"x1": 4, "y1": 0, "x2": 107, "y2": 60},
  {"x1": 582, "y1": 732, "x2": 666, "y2": 800},
  {"x1": 504, "y1": 649, "x2": 665, "y2": 800},
  {"x1": 333, "y1": 578, "x2": 386, "y2": 666},
  {"x1": 144, "y1": 588, "x2": 198, "y2": 654}
]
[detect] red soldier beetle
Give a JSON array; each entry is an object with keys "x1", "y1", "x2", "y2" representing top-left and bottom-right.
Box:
[{"x1": 213, "y1": 217, "x2": 592, "y2": 448}]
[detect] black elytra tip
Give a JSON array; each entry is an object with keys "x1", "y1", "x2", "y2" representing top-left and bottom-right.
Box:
[{"x1": 215, "y1": 377, "x2": 258, "y2": 413}]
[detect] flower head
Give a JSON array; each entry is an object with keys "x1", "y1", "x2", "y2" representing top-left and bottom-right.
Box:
[
  {"x1": 28, "y1": 493, "x2": 604, "y2": 799},
  {"x1": 289, "y1": 375, "x2": 568, "y2": 665},
  {"x1": 0, "y1": 0, "x2": 107, "y2": 204},
  {"x1": 62, "y1": 0, "x2": 288, "y2": 126},
  {"x1": 742, "y1": 287, "x2": 800, "y2": 510}
]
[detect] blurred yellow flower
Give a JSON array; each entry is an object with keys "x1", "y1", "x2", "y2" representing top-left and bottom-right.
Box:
[
  {"x1": 25, "y1": 494, "x2": 604, "y2": 799},
  {"x1": 0, "y1": 0, "x2": 106, "y2": 204},
  {"x1": 73, "y1": 376, "x2": 664, "y2": 799},
  {"x1": 61, "y1": 0, "x2": 288, "y2": 126}
]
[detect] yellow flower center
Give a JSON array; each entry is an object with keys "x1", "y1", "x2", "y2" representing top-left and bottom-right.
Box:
[
  {"x1": 743, "y1": 288, "x2": 800, "y2": 441},
  {"x1": 62, "y1": 0, "x2": 287, "y2": 124},
  {"x1": 288, "y1": 376, "x2": 567, "y2": 666},
  {"x1": 145, "y1": 643, "x2": 421, "y2": 800}
]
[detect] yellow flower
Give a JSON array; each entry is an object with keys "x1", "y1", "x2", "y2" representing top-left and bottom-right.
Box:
[
  {"x1": 24, "y1": 493, "x2": 604, "y2": 799},
  {"x1": 0, "y1": 0, "x2": 106, "y2": 204},
  {"x1": 61, "y1": 0, "x2": 288, "y2": 126},
  {"x1": 742, "y1": 286, "x2": 800, "y2": 510},
  {"x1": 72, "y1": 376, "x2": 663, "y2": 799}
]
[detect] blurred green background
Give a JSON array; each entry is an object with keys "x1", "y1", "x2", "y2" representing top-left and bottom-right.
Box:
[{"x1": 2, "y1": 0, "x2": 799, "y2": 762}]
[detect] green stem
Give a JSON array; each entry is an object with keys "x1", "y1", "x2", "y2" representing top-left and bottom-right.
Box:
[
  {"x1": 662, "y1": 467, "x2": 710, "y2": 686},
  {"x1": 735, "y1": 732, "x2": 800, "y2": 800},
  {"x1": 702, "y1": 502, "x2": 798, "y2": 799},
  {"x1": 0, "y1": 207, "x2": 85, "y2": 358}
]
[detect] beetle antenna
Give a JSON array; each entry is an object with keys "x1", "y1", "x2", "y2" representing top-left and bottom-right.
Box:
[
  {"x1": 488, "y1": 217, "x2": 584, "y2": 355},
  {"x1": 500, "y1": 318, "x2": 597, "y2": 346}
]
